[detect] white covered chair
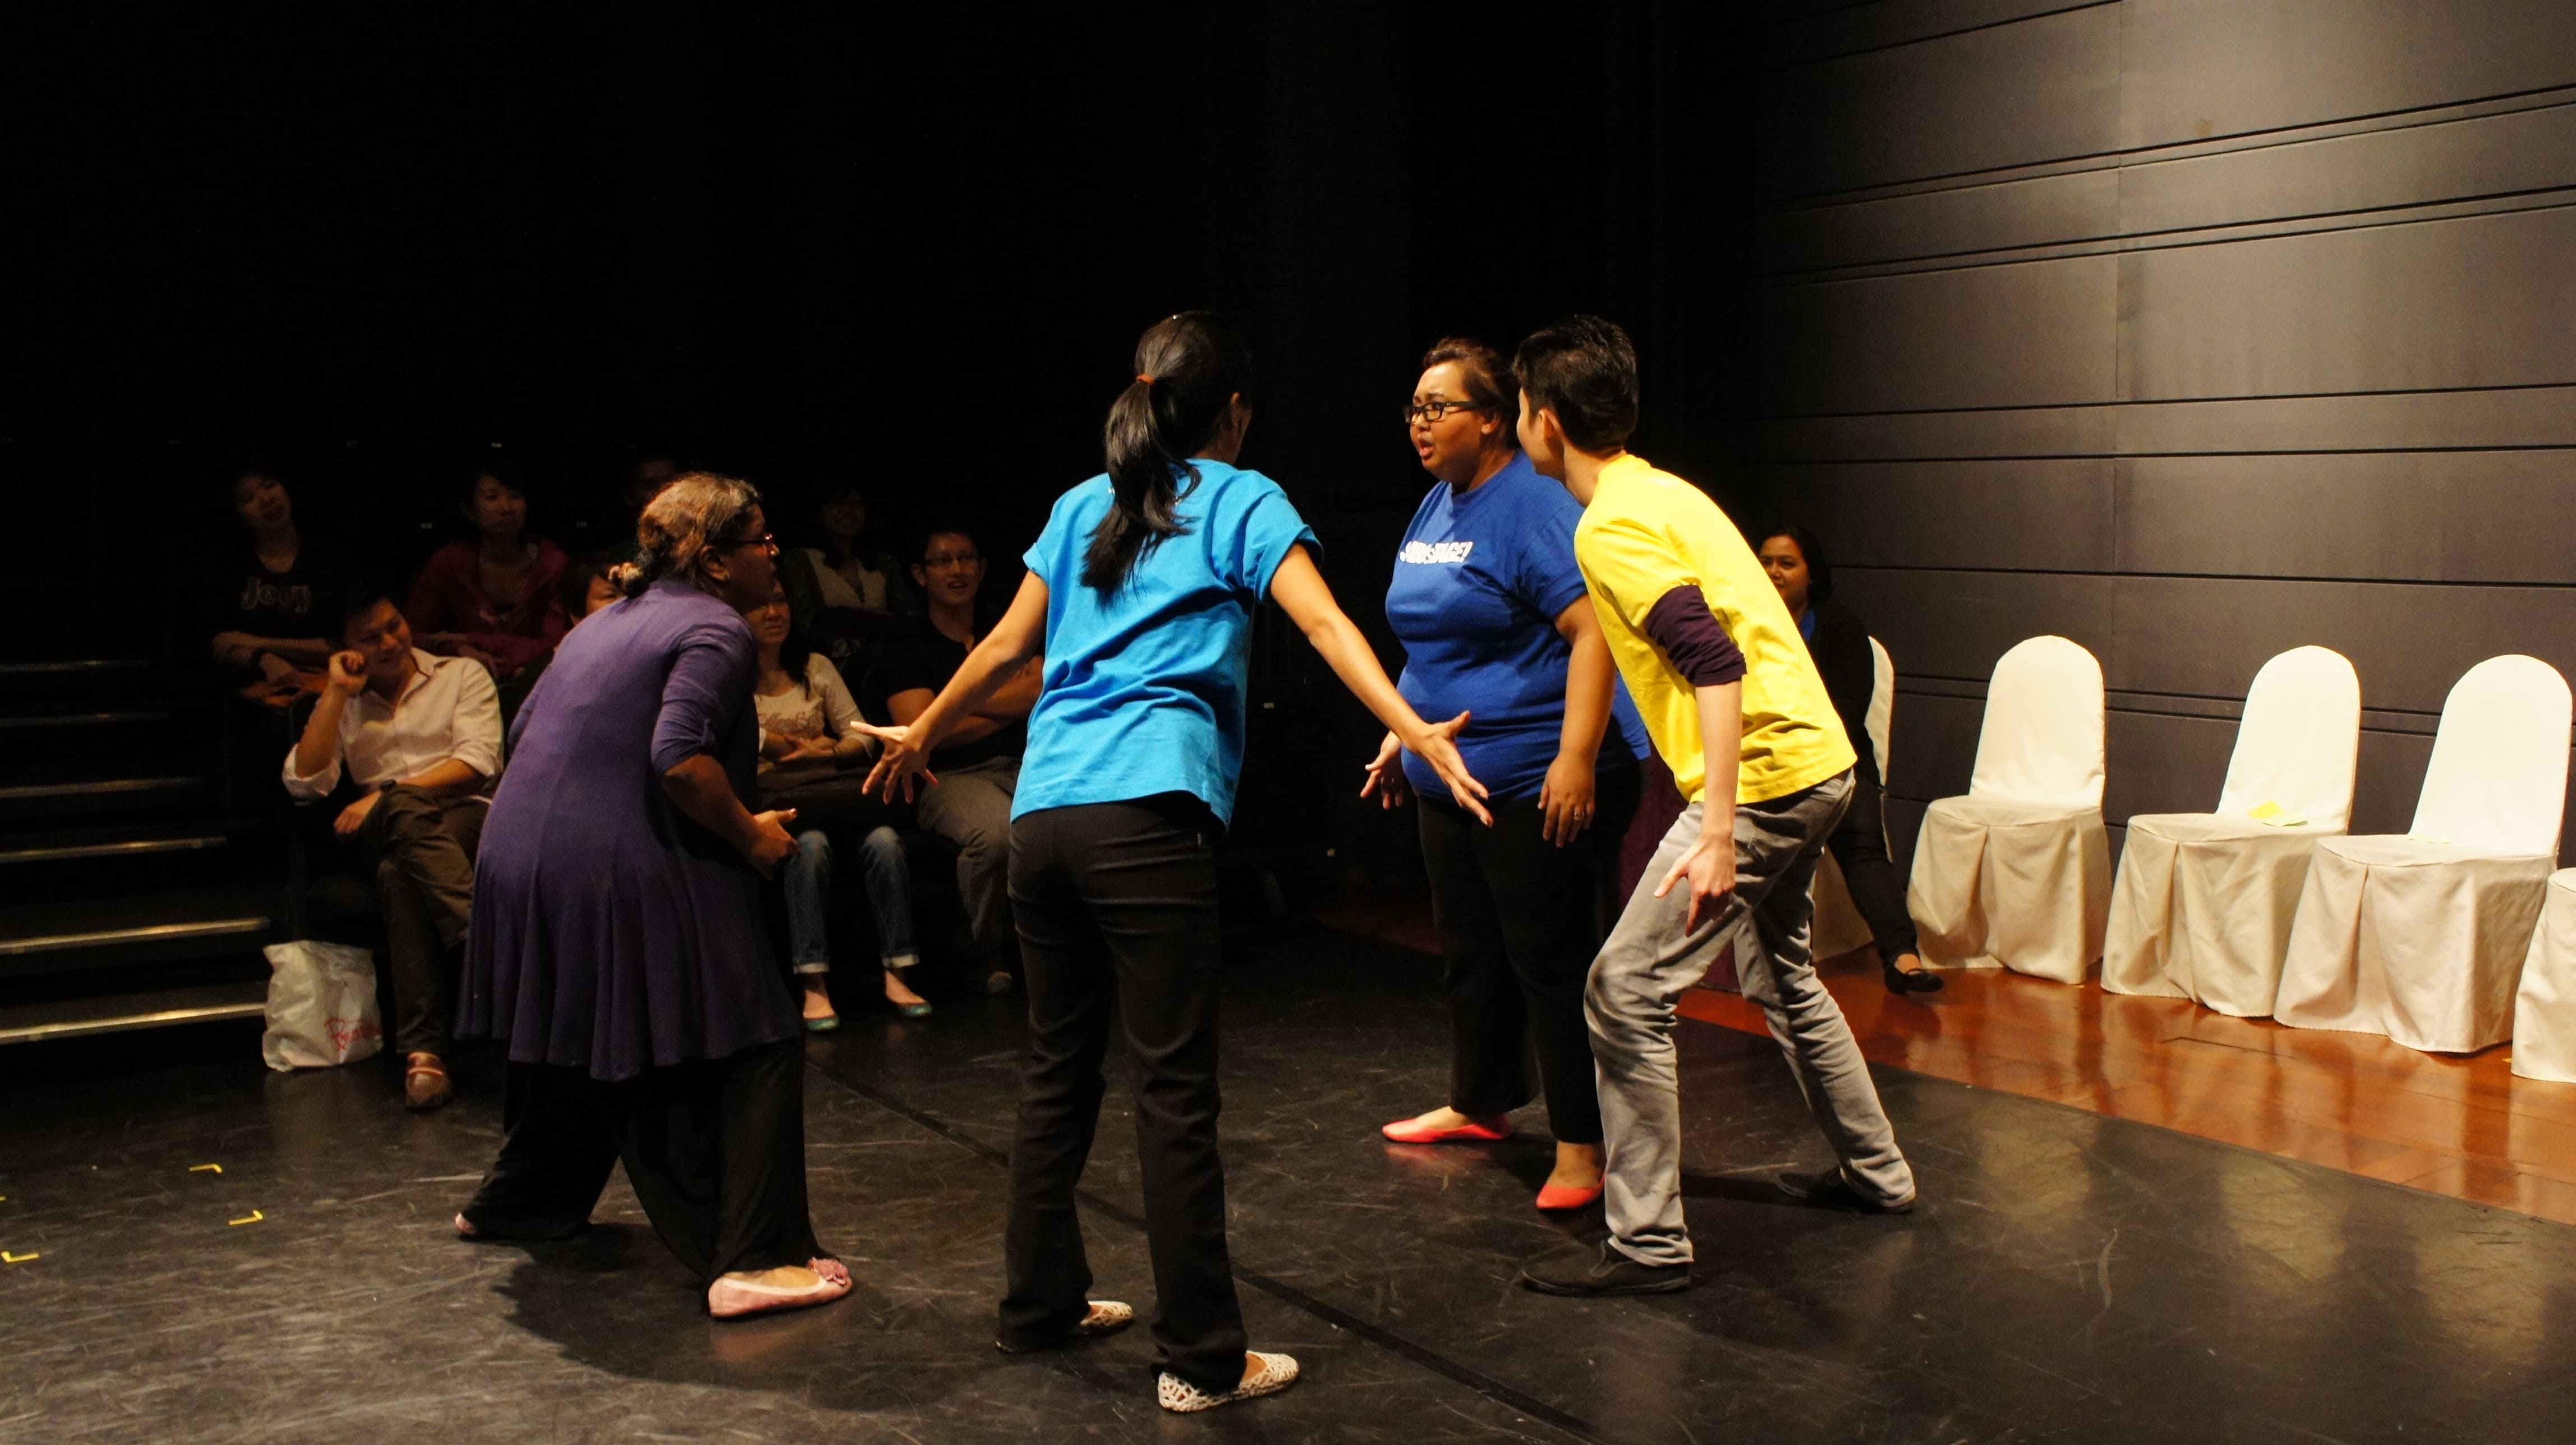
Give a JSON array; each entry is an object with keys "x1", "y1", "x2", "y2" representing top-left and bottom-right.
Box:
[
  {"x1": 1906, "y1": 636, "x2": 2109, "y2": 983},
  {"x1": 2276, "y1": 655, "x2": 2572, "y2": 1054},
  {"x1": 2513, "y1": 871, "x2": 2576, "y2": 1083},
  {"x1": 2101, "y1": 646, "x2": 2361, "y2": 1016},
  {"x1": 1811, "y1": 637, "x2": 1894, "y2": 960}
]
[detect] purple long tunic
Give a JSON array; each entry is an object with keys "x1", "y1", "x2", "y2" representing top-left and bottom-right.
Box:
[{"x1": 457, "y1": 577, "x2": 792, "y2": 1080}]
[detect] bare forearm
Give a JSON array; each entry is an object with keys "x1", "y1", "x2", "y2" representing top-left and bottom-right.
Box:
[
  {"x1": 397, "y1": 758, "x2": 485, "y2": 799},
  {"x1": 238, "y1": 636, "x2": 335, "y2": 668},
  {"x1": 661, "y1": 754, "x2": 760, "y2": 855},
  {"x1": 1557, "y1": 627, "x2": 1615, "y2": 763},
  {"x1": 1694, "y1": 681, "x2": 1744, "y2": 839},
  {"x1": 292, "y1": 693, "x2": 348, "y2": 779}
]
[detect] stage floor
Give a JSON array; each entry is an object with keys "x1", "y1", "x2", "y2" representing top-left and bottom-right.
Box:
[{"x1": 6, "y1": 929, "x2": 2574, "y2": 1443}]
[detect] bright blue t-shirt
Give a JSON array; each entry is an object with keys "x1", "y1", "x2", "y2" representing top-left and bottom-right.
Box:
[
  {"x1": 1015, "y1": 460, "x2": 1319, "y2": 827},
  {"x1": 1385, "y1": 452, "x2": 1650, "y2": 800}
]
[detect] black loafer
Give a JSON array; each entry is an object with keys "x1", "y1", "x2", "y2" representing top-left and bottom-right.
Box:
[
  {"x1": 1778, "y1": 1166, "x2": 1916, "y2": 1214},
  {"x1": 1519, "y1": 1241, "x2": 1690, "y2": 1296}
]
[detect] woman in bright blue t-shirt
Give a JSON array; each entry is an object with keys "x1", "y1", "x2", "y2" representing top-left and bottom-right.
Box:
[
  {"x1": 1361, "y1": 338, "x2": 1648, "y2": 1214},
  {"x1": 868, "y1": 311, "x2": 1485, "y2": 1417}
]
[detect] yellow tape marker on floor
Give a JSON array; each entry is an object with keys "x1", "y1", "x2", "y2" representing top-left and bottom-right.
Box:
[
  {"x1": 228, "y1": 1211, "x2": 264, "y2": 1227},
  {"x1": 2, "y1": 1251, "x2": 36, "y2": 1264},
  {"x1": 191, "y1": 1164, "x2": 223, "y2": 1174}
]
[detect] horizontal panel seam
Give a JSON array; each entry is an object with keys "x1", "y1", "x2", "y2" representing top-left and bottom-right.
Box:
[
  {"x1": 1841, "y1": 564, "x2": 2576, "y2": 590},
  {"x1": 1756, "y1": 380, "x2": 2576, "y2": 422},
  {"x1": 1753, "y1": 1, "x2": 2117, "y2": 74}
]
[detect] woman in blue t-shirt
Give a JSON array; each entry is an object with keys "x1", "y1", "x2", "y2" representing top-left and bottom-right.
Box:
[
  {"x1": 867, "y1": 311, "x2": 1485, "y2": 1416},
  {"x1": 1361, "y1": 338, "x2": 1649, "y2": 1212}
]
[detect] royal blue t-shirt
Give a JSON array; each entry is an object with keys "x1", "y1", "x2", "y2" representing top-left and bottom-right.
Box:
[
  {"x1": 1016, "y1": 460, "x2": 1319, "y2": 827},
  {"x1": 1386, "y1": 452, "x2": 1650, "y2": 800}
]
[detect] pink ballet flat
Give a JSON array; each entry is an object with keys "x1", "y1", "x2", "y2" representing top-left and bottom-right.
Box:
[
  {"x1": 1380, "y1": 1116, "x2": 1512, "y2": 1145},
  {"x1": 707, "y1": 1258, "x2": 853, "y2": 1319},
  {"x1": 1534, "y1": 1180, "x2": 1604, "y2": 1211}
]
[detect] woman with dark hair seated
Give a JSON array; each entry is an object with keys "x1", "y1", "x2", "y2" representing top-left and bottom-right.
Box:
[
  {"x1": 778, "y1": 482, "x2": 918, "y2": 672},
  {"x1": 407, "y1": 460, "x2": 570, "y2": 684},
  {"x1": 211, "y1": 469, "x2": 343, "y2": 688},
  {"x1": 745, "y1": 594, "x2": 930, "y2": 1027},
  {"x1": 454, "y1": 472, "x2": 870, "y2": 1320},
  {"x1": 1756, "y1": 524, "x2": 1940, "y2": 996}
]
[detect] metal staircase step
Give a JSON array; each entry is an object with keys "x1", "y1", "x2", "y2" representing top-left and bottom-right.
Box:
[
  {"x1": 0, "y1": 832, "x2": 228, "y2": 866},
  {"x1": 0, "y1": 886, "x2": 277, "y2": 978},
  {"x1": 0, "y1": 980, "x2": 269, "y2": 1046}
]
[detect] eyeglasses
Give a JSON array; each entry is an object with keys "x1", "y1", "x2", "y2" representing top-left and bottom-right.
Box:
[
  {"x1": 725, "y1": 530, "x2": 779, "y2": 554},
  {"x1": 1402, "y1": 399, "x2": 1483, "y2": 425},
  {"x1": 921, "y1": 552, "x2": 982, "y2": 569}
]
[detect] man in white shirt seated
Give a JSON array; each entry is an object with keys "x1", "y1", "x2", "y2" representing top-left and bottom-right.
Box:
[{"x1": 284, "y1": 590, "x2": 503, "y2": 1111}]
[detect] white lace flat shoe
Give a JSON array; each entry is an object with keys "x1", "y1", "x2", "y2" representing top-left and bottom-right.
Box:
[
  {"x1": 1157, "y1": 1351, "x2": 1300, "y2": 1414},
  {"x1": 996, "y1": 1298, "x2": 1134, "y2": 1352}
]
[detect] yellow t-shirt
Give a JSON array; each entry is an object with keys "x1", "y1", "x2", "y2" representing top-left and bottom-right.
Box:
[{"x1": 1572, "y1": 454, "x2": 1854, "y2": 806}]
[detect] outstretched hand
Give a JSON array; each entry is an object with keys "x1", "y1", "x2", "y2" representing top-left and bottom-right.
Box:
[
  {"x1": 862, "y1": 726, "x2": 940, "y2": 803},
  {"x1": 1359, "y1": 730, "x2": 1410, "y2": 809},
  {"x1": 1405, "y1": 711, "x2": 1491, "y2": 826}
]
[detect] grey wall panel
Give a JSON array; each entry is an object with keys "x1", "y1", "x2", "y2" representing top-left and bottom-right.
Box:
[
  {"x1": 1759, "y1": 254, "x2": 2118, "y2": 414},
  {"x1": 1757, "y1": 4, "x2": 2120, "y2": 198},
  {"x1": 2119, "y1": 204, "x2": 2576, "y2": 401},
  {"x1": 2109, "y1": 576, "x2": 2576, "y2": 715},
  {"x1": 1761, "y1": 404, "x2": 2117, "y2": 462},
  {"x1": 2122, "y1": 101, "x2": 2576, "y2": 238},
  {"x1": 2113, "y1": 386, "x2": 2576, "y2": 455},
  {"x1": 2104, "y1": 709, "x2": 2238, "y2": 822},
  {"x1": 1884, "y1": 689, "x2": 1986, "y2": 803},
  {"x1": 1760, "y1": 169, "x2": 2117, "y2": 273},
  {"x1": 2121, "y1": 0, "x2": 2576, "y2": 150},
  {"x1": 1836, "y1": 568, "x2": 2117, "y2": 682},
  {"x1": 1763, "y1": 0, "x2": 2117, "y2": 70},
  {"x1": 2352, "y1": 730, "x2": 2437, "y2": 841},
  {"x1": 1764, "y1": 459, "x2": 2115, "y2": 570},
  {"x1": 2117, "y1": 451, "x2": 2576, "y2": 584}
]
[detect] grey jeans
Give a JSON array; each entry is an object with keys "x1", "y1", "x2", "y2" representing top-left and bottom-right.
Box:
[
  {"x1": 1588, "y1": 770, "x2": 1913, "y2": 1265},
  {"x1": 916, "y1": 754, "x2": 1019, "y2": 960}
]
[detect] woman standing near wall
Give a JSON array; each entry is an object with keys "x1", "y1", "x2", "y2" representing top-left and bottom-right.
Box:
[
  {"x1": 1756, "y1": 524, "x2": 1940, "y2": 996},
  {"x1": 1365, "y1": 338, "x2": 1649, "y2": 1211},
  {"x1": 868, "y1": 311, "x2": 1489, "y2": 1414}
]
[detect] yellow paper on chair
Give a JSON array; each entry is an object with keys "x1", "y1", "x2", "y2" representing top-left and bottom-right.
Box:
[{"x1": 2249, "y1": 800, "x2": 2307, "y2": 829}]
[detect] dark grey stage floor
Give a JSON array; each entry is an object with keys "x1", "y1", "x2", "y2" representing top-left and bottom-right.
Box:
[{"x1": 5, "y1": 929, "x2": 2574, "y2": 1444}]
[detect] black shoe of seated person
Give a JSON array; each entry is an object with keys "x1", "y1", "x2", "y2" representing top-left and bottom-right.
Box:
[
  {"x1": 1519, "y1": 1241, "x2": 1690, "y2": 1296},
  {"x1": 1777, "y1": 1166, "x2": 1917, "y2": 1214}
]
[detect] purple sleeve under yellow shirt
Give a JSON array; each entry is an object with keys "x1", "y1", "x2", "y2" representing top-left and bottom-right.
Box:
[{"x1": 1570, "y1": 454, "x2": 1855, "y2": 807}]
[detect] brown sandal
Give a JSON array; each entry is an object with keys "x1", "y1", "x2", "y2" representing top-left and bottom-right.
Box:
[{"x1": 404, "y1": 1053, "x2": 453, "y2": 1112}]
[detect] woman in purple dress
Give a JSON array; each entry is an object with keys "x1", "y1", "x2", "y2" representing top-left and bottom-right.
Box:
[{"x1": 453, "y1": 473, "x2": 863, "y2": 1320}]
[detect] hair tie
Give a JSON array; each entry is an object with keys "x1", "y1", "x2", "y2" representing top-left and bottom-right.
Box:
[{"x1": 1136, "y1": 373, "x2": 1155, "y2": 385}]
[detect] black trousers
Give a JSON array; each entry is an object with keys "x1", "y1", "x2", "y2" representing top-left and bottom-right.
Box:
[
  {"x1": 997, "y1": 798, "x2": 1244, "y2": 1394},
  {"x1": 1824, "y1": 768, "x2": 1920, "y2": 961},
  {"x1": 1416, "y1": 765, "x2": 1640, "y2": 1144},
  {"x1": 457, "y1": 1037, "x2": 824, "y2": 1292}
]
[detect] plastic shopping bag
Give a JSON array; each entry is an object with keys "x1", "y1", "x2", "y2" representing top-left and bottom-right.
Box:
[{"x1": 260, "y1": 940, "x2": 384, "y2": 1071}]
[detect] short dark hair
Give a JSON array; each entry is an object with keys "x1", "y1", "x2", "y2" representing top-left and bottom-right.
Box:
[
  {"x1": 1511, "y1": 315, "x2": 1639, "y2": 454},
  {"x1": 339, "y1": 585, "x2": 400, "y2": 639},
  {"x1": 913, "y1": 520, "x2": 982, "y2": 563},
  {"x1": 1758, "y1": 523, "x2": 1833, "y2": 606},
  {"x1": 556, "y1": 554, "x2": 616, "y2": 618},
  {"x1": 461, "y1": 453, "x2": 530, "y2": 501},
  {"x1": 1419, "y1": 337, "x2": 1516, "y2": 439}
]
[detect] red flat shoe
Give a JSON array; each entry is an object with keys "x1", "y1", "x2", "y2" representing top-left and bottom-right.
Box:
[
  {"x1": 1534, "y1": 1180, "x2": 1604, "y2": 1211},
  {"x1": 1381, "y1": 1116, "x2": 1512, "y2": 1145}
]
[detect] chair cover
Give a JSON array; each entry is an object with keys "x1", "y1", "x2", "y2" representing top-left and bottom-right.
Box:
[
  {"x1": 2512, "y1": 871, "x2": 2576, "y2": 1084},
  {"x1": 1908, "y1": 637, "x2": 2109, "y2": 983},
  {"x1": 2276, "y1": 655, "x2": 2572, "y2": 1053},
  {"x1": 2101, "y1": 646, "x2": 2361, "y2": 1015},
  {"x1": 1811, "y1": 637, "x2": 1896, "y2": 961}
]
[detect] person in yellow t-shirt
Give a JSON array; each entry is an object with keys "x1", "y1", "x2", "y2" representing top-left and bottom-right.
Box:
[{"x1": 1506, "y1": 317, "x2": 1917, "y2": 1300}]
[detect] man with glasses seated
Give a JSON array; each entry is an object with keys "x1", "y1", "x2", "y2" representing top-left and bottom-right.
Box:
[{"x1": 880, "y1": 522, "x2": 1039, "y2": 995}]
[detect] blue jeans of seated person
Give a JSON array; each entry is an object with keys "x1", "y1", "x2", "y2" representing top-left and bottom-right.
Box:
[{"x1": 784, "y1": 827, "x2": 918, "y2": 975}]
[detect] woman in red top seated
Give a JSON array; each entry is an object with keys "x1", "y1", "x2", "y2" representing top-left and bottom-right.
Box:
[{"x1": 407, "y1": 460, "x2": 571, "y2": 684}]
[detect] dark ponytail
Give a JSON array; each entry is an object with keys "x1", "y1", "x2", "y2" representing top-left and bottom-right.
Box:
[{"x1": 1084, "y1": 311, "x2": 1254, "y2": 593}]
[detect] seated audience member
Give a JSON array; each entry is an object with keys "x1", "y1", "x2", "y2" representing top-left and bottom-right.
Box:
[
  {"x1": 1757, "y1": 524, "x2": 1939, "y2": 996},
  {"x1": 283, "y1": 589, "x2": 503, "y2": 1111},
  {"x1": 779, "y1": 482, "x2": 917, "y2": 671},
  {"x1": 212, "y1": 470, "x2": 343, "y2": 688},
  {"x1": 747, "y1": 596, "x2": 930, "y2": 1025},
  {"x1": 879, "y1": 522, "x2": 1034, "y2": 995},
  {"x1": 407, "y1": 461, "x2": 571, "y2": 687},
  {"x1": 558, "y1": 554, "x2": 625, "y2": 625}
]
